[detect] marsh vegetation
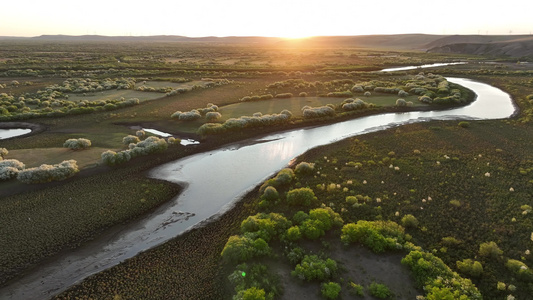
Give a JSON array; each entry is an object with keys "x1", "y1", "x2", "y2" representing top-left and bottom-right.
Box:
[{"x1": 0, "y1": 38, "x2": 532, "y2": 299}]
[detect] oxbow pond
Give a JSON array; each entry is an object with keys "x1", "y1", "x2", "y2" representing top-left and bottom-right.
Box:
[{"x1": 0, "y1": 77, "x2": 516, "y2": 299}]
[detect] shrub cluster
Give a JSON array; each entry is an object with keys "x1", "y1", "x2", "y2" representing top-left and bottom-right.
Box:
[
  {"x1": 228, "y1": 263, "x2": 280, "y2": 300},
  {"x1": 341, "y1": 220, "x2": 405, "y2": 253},
  {"x1": 341, "y1": 98, "x2": 369, "y2": 111},
  {"x1": 402, "y1": 250, "x2": 482, "y2": 299},
  {"x1": 101, "y1": 136, "x2": 168, "y2": 165},
  {"x1": 302, "y1": 106, "x2": 335, "y2": 119},
  {"x1": 291, "y1": 255, "x2": 338, "y2": 281},
  {"x1": 17, "y1": 160, "x2": 79, "y2": 184},
  {"x1": 240, "y1": 94, "x2": 274, "y2": 102},
  {"x1": 0, "y1": 159, "x2": 25, "y2": 180},
  {"x1": 63, "y1": 138, "x2": 92, "y2": 150},
  {"x1": 171, "y1": 103, "x2": 219, "y2": 121},
  {"x1": 198, "y1": 111, "x2": 291, "y2": 136}
]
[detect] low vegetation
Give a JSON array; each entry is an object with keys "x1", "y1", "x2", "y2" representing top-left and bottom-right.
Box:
[{"x1": 1, "y1": 39, "x2": 532, "y2": 300}]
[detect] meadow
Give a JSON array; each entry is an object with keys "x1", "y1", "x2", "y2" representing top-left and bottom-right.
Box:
[{"x1": 0, "y1": 39, "x2": 532, "y2": 299}]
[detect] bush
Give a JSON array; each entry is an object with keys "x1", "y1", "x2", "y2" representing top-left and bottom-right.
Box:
[
  {"x1": 205, "y1": 111, "x2": 222, "y2": 122},
  {"x1": 341, "y1": 220, "x2": 405, "y2": 253},
  {"x1": 300, "y1": 219, "x2": 326, "y2": 240},
  {"x1": 234, "y1": 287, "x2": 266, "y2": 300},
  {"x1": 302, "y1": 106, "x2": 335, "y2": 119},
  {"x1": 368, "y1": 282, "x2": 391, "y2": 299},
  {"x1": 457, "y1": 259, "x2": 483, "y2": 277},
  {"x1": 342, "y1": 99, "x2": 368, "y2": 111},
  {"x1": 402, "y1": 250, "x2": 481, "y2": 298},
  {"x1": 458, "y1": 121, "x2": 470, "y2": 128},
  {"x1": 0, "y1": 147, "x2": 8, "y2": 158},
  {"x1": 240, "y1": 213, "x2": 291, "y2": 242},
  {"x1": 294, "y1": 162, "x2": 315, "y2": 175},
  {"x1": 63, "y1": 138, "x2": 92, "y2": 150},
  {"x1": 179, "y1": 110, "x2": 202, "y2": 121},
  {"x1": 285, "y1": 226, "x2": 302, "y2": 241},
  {"x1": 135, "y1": 130, "x2": 145, "y2": 138},
  {"x1": 478, "y1": 241, "x2": 503, "y2": 257},
  {"x1": 321, "y1": 282, "x2": 341, "y2": 299},
  {"x1": 401, "y1": 214, "x2": 419, "y2": 228},
  {"x1": 221, "y1": 235, "x2": 271, "y2": 262},
  {"x1": 197, "y1": 123, "x2": 226, "y2": 136},
  {"x1": 122, "y1": 135, "x2": 140, "y2": 145},
  {"x1": 395, "y1": 98, "x2": 407, "y2": 107},
  {"x1": 286, "y1": 188, "x2": 317, "y2": 206},
  {"x1": 0, "y1": 159, "x2": 25, "y2": 180},
  {"x1": 291, "y1": 255, "x2": 337, "y2": 281},
  {"x1": 17, "y1": 160, "x2": 79, "y2": 184},
  {"x1": 275, "y1": 93, "x2": 293, "y2": 98}
]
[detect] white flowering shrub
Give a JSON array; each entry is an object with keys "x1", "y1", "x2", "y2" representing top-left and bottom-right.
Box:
[
  {"x1": 63, "y1": 138, "x2": 92, "y2": 150},
  {"x1": 0, "y1": 147, "x2": 8, "y2": 159},
  {"x1": 179, "y1": 110, "x2": 201, "y2": 121},
  {"x1": 122, "y1": 135, "x2": 140, "y2": 145},
  {"x1": 396, "y1": 99, "x2": 407, "y2": 107},
  {"x1": 136, "y1": 130, "x2": 146, "y2": 138},
  {"x1": 102, "y1": 136, "x2": 168, "y2": 166},
  {"x1": 418, "y1": 95, "x2": 433, "y2": 104},
  {"x1": 398, "y1": 90, "x2": 409, "y2": 97},
  {"x1": 303, "y1": 106, "x2": 335, "y2": 119},
  {"x1": 17, "y1": 160, "x2": 79, "y2": 184},
  {"x1": 0, "y1": 159, "x2": 25, "y2": 180},
  {"x1": 342, "y1": 99, "x2": 368, "y2": 111}
]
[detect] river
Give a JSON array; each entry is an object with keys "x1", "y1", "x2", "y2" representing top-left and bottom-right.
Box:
[{"x1": 0, "y1": 77, "x2": 516, "y2": 299}]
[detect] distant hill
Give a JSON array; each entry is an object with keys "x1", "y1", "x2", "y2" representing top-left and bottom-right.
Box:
[
  {"x1": 425, "y1": 35, "x2": 533, "y2": 57},
  {"x1": 1, "y1": 34, "x2": 532, "y2": 57}
]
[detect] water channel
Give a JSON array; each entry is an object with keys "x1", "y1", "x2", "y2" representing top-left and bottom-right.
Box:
[{"x1": 0, "y1": 77, "x2": 516, "y2": 299}]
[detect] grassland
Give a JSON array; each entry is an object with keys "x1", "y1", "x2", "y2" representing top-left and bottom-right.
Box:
[{"x1": 0, "y1": 39, "x2": 532, "y2": 299}]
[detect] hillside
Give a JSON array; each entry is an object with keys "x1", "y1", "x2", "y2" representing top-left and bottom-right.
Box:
[
  {"x1": 2, "y1": 34, "x2": 532, "y2": 57},
  {"x1": 426, "y1": 35, "x2": 533, "y2": 57}
]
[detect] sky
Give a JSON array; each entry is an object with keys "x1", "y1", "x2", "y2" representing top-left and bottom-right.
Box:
[{"x1": 2, "y1": 0, "x2": 532, "y2": 38}]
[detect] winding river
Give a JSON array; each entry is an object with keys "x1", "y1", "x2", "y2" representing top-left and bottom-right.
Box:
[{"x1": 0, "y1": 77, "x2": 516, "y2": 299}]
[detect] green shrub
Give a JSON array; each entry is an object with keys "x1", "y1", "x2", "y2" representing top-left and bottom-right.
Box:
[
  {"x1": 458, "y1": 121, "x2": 470, "y2": 128},
  {"x1": 478, "y1": 241, "x2": 503, "y2": 257},
  {"x1": 341, "y1": 220, "x2": 405, "y2": 253},
  {"x1": 321, "y1": 282, "x2": 341, "y2": 299},
  {"x1": 456, "y1": 259, "x2": 483, "y2": 277},
  {"x1": 368, "y1": 282, "x2": 391, "y2": 299},
  {"x1": 294, "y1": 162, "x2": 315, "y2": 175},
  {"x1": 291, "y1": 255, "x2": 337, "y2": 281},
  {"x1": 348, "y1": 282, "x2": 364, "y2": 296},
  {"x1": 262, "y1": 186, "x2": 279, "y2": 202},
  {"x1": 401, "y1": 214, "x2": 419, "y2": 228},
  {"x1": 284, "y1": 226, "x2": 302, "y2": 241},
  {"x1": 240, "y1": 213, "x2": 291, "y2": 241},
  {"x1": 221, "y1": 235, "x2": 271, "y2": 262},
  {"x1": 299, "y1": 219, "x2": 326, "y2": 240},
  {"x1": 286, "y1": 187, "x2": 317, "y2": 206}
]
